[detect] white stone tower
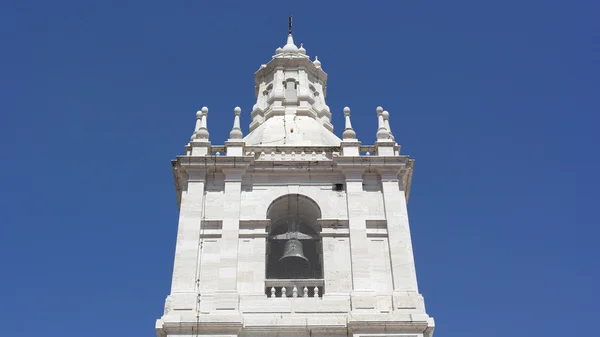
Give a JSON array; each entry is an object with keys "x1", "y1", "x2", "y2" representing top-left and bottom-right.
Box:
[{"x1": 156, "y1": 23, "x2": 435, "y2": 337}]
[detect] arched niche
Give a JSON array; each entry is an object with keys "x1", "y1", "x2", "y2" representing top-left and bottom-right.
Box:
[{"x1": 265, "y1": 194, "x2": 323, "y2": 280}]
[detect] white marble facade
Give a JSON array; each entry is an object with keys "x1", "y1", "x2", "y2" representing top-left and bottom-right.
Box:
[{"x1": 156, "y1": 32, "x2": 434, "y2": 337}]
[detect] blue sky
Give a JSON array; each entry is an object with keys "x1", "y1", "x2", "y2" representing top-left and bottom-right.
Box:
[{"x1": 1, "y1": 1, "x2": 599, "y2": 336}]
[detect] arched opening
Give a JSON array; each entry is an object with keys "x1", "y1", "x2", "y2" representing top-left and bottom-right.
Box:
[{"x1": 265, "y1": 194, "x2": 323, "y2": 280}]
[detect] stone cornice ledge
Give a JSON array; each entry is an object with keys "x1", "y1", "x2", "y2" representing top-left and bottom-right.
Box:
[
  {"x1": 348, "y1": 313, "x2": 435, "y2": 337},
  {"x1": 243, "y1": 314, "x2": 347, "y2": 330},
  {"x1": 172, "y1": 156, "x2": 254, "y2": 209},
  {"x1": 333, "y1": 155, "x2": 413, "y2": 169},
  {"x1": 156, "y1": 315, "x2": 243, "y2": 337},
  {"x1": 335, "y1": 156, "x2": 415, "y2": 200},
  {"x1": 252, "y1": 160, "x2": 336, "y2": 171},
  {"x1": 174, "y1": 155, "x2": 255, "y2": 169}
]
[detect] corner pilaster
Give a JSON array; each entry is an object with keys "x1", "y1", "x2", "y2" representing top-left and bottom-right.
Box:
[
  {"x1": 170, "y1": 168, "x2": 207, "y2": 295},
  {"x1": 378, "y1": 168, "x2": 421, "y2": 308}
]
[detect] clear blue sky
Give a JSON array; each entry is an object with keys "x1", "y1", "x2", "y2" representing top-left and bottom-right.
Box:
[{"x1": 1, "y1": 1, "x2": 598, "y2": 336}]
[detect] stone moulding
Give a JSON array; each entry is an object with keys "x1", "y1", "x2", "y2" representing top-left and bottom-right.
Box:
[
  {"x1": 171, "y1": 153, "x2": 415, "y2": 208},
  {"x1": 157, "y1": 314, "x2": 434, "y2": 337}
]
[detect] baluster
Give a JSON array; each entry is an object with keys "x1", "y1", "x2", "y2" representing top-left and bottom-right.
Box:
[
  {"x1": 270, "y1": 287, "x2": 276, "y2": 298},
  {"x1": 313, "y1": 286, "x2": 319, "y2": 297},
  {"x1": 303, "y1": 286, "x2": 309, "y2": 298}
]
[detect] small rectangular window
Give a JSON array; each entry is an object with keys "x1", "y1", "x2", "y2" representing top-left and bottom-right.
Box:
[{"x1": 334, "y1": 183, "x2": 344, "y2": 191}]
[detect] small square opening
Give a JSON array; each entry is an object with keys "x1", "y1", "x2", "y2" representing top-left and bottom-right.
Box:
[{"x1": 333, "y1": 183, "x2": 344, "y2": 191}]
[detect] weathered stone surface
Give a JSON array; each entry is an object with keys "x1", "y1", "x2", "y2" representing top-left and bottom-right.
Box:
[{"x1": 157, "y1": 31, "x2": 433, "y2": 337}]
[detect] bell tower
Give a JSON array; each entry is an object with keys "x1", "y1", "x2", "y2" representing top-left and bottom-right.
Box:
[{"x1": 156, "y1": 21, "x2": 435, "y2": 337}]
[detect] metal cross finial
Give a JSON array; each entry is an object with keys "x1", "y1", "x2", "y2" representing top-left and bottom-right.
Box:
[{"x1": 288, "y1": 15, "x2": 293, "y2": 34}]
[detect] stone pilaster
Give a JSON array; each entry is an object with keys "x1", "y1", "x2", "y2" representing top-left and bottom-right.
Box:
[
  {"x1": 378, "y1": 168, "x2": 425, "y2": 311},
  {"x1": 168, "y1": 168, "x2": 207, "y2": 311},
  {"x1": 343, "y1": 168, "x2": 377, "y2": 310},
  {"x1": 214, "y1": 168, "x2": 246, "y2": 310}
]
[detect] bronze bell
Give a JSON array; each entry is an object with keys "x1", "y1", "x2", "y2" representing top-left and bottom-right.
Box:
[{"x1": 278, "y1": 239, "x2": 310, "y2": 274}]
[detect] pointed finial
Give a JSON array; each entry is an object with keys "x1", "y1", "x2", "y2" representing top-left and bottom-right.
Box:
[
  {"x1": 376, "y1": 106, "x2": 389, "y2": 140},
  {"x1": 282, "y1": 30, "x2": 298, "y2": 53},
  {"x1": 191, "y1": 110, "x2": 203, "y2": 140},
  {"x1": 342, "y1": 107, "x2": 357, "y2": 140},
  {"x1": 313, "y1": 56, "x2": 321, "y2": 68},
  {"x1": 299, "y1": 43, "x2": 306, "y2": 55},
  {"x1": 288, "y1": 15, "x2": 293, "y2": 34},
  {"x1": 229, "y1": 106, "x2": 243, "y2": 139},
  {"x1": 382, "y1": 110, "x2": 395, "y2": 141},
  {"x1": 196, "y1": 106, "x2": 210, "y2": 140}
]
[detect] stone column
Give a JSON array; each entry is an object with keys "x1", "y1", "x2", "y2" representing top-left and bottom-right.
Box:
[
  {"x1": 344, "y1": 168, "x2": 377, "y2": 310},
  {"x1": 168, "y1": 168, "x2": 207, "y2": 310},
  {"x1": 215, "y1": 168, "x2": 245, "y2": 310},
  {"x1": 378, "y1": 168, "x2": 418, "y2": 291}
]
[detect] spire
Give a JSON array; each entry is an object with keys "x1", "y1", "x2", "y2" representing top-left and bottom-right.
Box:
[
  {"x1": 196, "y1": 106, "x2": 209, "y2": 140},
  {"x1": 229, "y1": 106, "x2": 243, "y2": 139},
  {"x1": 280, "y1": 15, "x2": 300, "y2": 54},
  {"x1": 282, "y1": 33, "x2": 299, "y2": 53},
  {"x1": 342, "y1": 107, "x2": 357, "y2": 140},
  {"x1": 376, "y1": 106, "x2": 389, "y2": 140},
  {"x1": 382, "y1": 110, "x2": 395, "y2": 141},
  {"x1": 272, "y1": 16, "x2": 309, "y2": 58},
  {"x1": 191, "y1": 109, "x2": 202, "y2": 140}
]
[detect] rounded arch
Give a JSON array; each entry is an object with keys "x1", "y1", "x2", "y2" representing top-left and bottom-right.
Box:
[
  {"x1": 265, "y1": 193, "x2": 324, "y2": 280},
  {"x1": 266, "y1": 194, "x2": 321, "y2": 234}
]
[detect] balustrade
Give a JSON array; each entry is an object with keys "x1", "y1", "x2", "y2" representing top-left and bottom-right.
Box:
[{"x1": 265, "y1": 279, "x2": 324, "y2": 298}]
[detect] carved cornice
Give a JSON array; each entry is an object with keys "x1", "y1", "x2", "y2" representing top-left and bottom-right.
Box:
[
  {"x1": 254, "y1": 57, "x2": 328, "y2": 86},
  {"x1": 171, "y1": 154, "x2": 415, "y2": 207}
]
